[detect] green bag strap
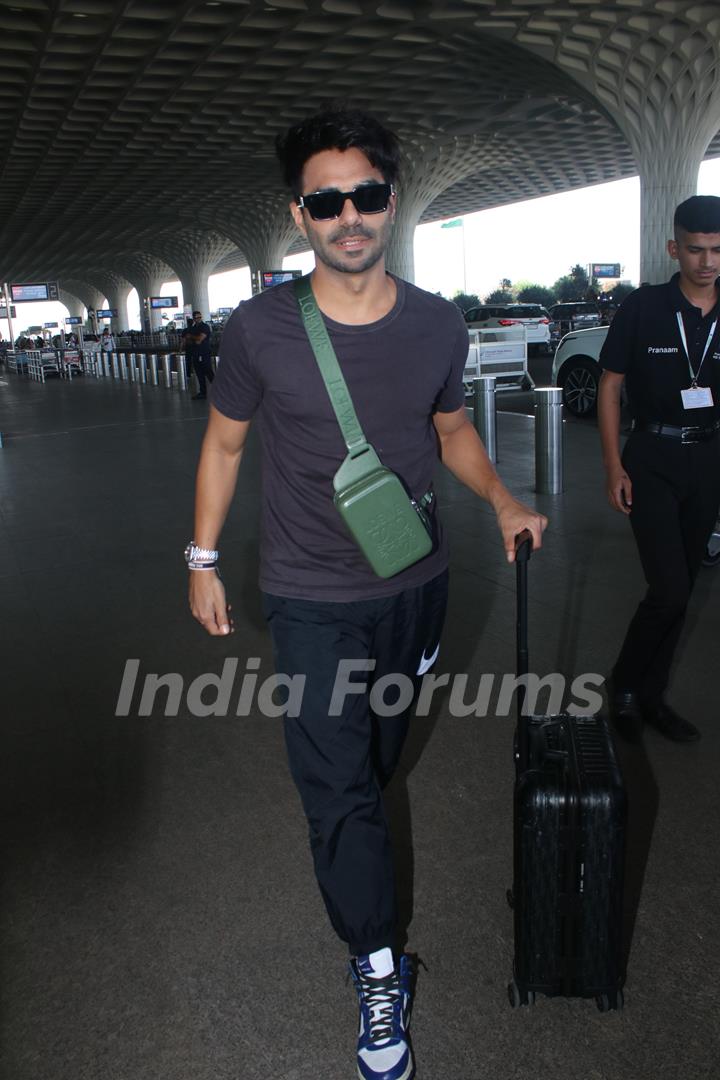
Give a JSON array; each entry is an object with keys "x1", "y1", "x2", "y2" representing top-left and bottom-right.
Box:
[
  {"x1": 294, "y1": 275, "x2": 367, "y2": 454},
  {"x1": 294, "y1": 275, "x2": 434, "y2": 510}
]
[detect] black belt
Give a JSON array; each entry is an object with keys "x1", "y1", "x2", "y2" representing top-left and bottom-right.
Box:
[{"x1": 633, "y1": 419, "x2": 720, "y2": 444}]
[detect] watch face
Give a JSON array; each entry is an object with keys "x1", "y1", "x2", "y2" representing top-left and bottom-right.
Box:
[{"x1": 184, "y1": 543, "x2": 194, "y2": 562}]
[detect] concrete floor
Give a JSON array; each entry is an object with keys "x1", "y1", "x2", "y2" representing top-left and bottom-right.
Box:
[{"x1": 1, "y1": 370, "x2": 718, "y2": 1080}]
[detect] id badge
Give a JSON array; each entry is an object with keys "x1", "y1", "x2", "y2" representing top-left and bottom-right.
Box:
[{"x1": 681, "y1": 385, "x2": 714, "y2": 409}]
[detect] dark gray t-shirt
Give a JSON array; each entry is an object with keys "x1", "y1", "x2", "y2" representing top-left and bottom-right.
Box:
[{"x1": 211, "y1": 274, "x2": 468, "y2": 601}]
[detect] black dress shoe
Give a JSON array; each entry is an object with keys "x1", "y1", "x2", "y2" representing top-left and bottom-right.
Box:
[
  {"x1": 608, "y1": 685, "x2": 644, "y2": 743},
  {"x1": 642, "y1": 702, "x2": 701, "y2": 743}
]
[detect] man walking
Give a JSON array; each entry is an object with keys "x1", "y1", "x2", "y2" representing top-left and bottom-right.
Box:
[
  {"x1": 599, "y1": 194, "x2": 720, "y2": 743},
  {"x1": 187, "y1": 107, "x2": 546, "y2": 1079}
]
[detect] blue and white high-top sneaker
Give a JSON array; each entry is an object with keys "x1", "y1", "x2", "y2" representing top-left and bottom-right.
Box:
[{"x1": 350, "y1": 949, "x2": 415, "y2": 1080}]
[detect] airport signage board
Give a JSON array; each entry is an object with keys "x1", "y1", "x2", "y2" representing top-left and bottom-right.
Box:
[
  {"x1": 591, "y1": 263, "x2": 621, "y2": 279},
  {"x1": 65, "y1": 316, "x2": 82, "y2": 324},
  {"x1": 10, "y1": 281, "x2": 59, "y2": 302},
  {"x1": 44, "y1": 322, "x2": 59, "y2": 328},
  {"x1": 150, "y1": 296, "x2": 178, "y2": 309},
  {"x1": 96, "y1": 309, "x2": 118, "y2": 319},
  {"x1": 261, "y1": 270, "x2": 301, "y2": 289},
  {"x1": 0, "y1": 305, "x2": 17, "y2": 319}
]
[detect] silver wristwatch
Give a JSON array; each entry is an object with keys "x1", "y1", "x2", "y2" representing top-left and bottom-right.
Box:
[{"x1": 185, "y1": 542, "x2": 219, "y2": 569}]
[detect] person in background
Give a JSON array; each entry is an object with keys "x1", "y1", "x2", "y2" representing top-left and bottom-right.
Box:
[
  {"x1": 599, "y1": 194, "x2": 720, "y2": 744},
  {"x1": 186, "y1": 309, "x2": 214, "y2": 400}
]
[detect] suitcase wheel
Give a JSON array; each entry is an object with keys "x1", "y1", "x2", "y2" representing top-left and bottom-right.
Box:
[
  {"x1": 508, "y1": 980, "x2": 535, "y2": 1008},
  {"x1": 595, "y1": 989, "x2": 624, "y2": 1012}
]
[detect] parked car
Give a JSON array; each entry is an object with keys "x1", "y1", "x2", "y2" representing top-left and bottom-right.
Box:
[
  {"x1": 463, "y1": 303, "x2": 552, "y2": 354},
  {"x1": 552, "y1": 325, "x2": 609, "y2": 417},
  {"x1": 548, "y1": 301, "x2": 602, "y2": 337}
]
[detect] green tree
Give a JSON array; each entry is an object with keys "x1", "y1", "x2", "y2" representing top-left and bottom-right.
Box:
[
  {"x1": 515, "y1": 283, "x2": 556, "y2": 307},
  {"x1": 603, "y1": 282, "x2": 634, "y2": 304},
  {"x1": 552, "y1": 276, "x2": 575, "y2": 301},
  {"x1": 552, "y1": 264, "x2": 590, "y2": 302},
  {"x1": 484, "y1": 288, "x2": 513, "y2": 303},
  {"x1": 451, "y1": 291, "x2": 480, "y2": 312}
]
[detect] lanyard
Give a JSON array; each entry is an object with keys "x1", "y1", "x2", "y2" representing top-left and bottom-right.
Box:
[{"x1": 676, "y1": 311, "x2": 717, "y2": 387}]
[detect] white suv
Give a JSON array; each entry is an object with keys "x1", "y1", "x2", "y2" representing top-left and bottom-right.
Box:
[
  {"x1": 463, "y1": 303, "x2": 552, "y2": 354},
  {"x1": 551, "y1": 325, "x2": 609, "y2": 417}
]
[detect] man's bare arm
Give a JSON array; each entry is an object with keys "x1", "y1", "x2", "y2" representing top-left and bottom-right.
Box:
[
  {"x1": 189, "y1": 405, "x2": 251, "y2": 635},
  {"x1": 432, "y1": 407, "x2": 547, "y2": 561},
  {"x1": 597, "y1": 370, "x2": 632, "y2": 514}
]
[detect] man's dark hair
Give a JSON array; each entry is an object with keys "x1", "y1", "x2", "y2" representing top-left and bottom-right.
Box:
[
  {"x1": 276, "y1": 106, "x2": 401, "y2": 197},
  {"x1": 674, "y1": 195, "x2": 720, "y2": 235}
]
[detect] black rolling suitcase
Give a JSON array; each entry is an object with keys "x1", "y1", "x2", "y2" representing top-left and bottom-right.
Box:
[{"x1": 507, "y1": 534, "x2": 627, "y2": 1012}]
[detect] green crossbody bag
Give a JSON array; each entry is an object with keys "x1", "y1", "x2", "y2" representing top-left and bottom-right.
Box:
[{"x1": 294, "y1": 275, "x2": 434, "y2": 579}]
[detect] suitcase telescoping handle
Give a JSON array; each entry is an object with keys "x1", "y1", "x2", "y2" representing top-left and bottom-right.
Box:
[
  {"x1": 515, "y1": 531, "x2": 533, "y2": 758},
  {"x1": 515, "y1": 529, "x2": 532, "y2": 681}
]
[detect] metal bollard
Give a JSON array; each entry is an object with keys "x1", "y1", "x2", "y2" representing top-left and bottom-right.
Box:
[
  {"x1": 176, "y1": 352, "x2": 188, "y2": 392},
  {"x1": 128, "y1": 352, "x2": 137, "y2": 382},
  {"x1": 534, "y1": 387, "x2": 564, "y2": 494},
  {"x1": 162, "y1": 354, "x2": 172, "y2": 388},
  {"x1": 111, "y1": 352, "x2": 119, "y2": 379},
  {"x1": 119, "y1": 353, "x2": 128, "y2": 381},
  {"x1": 103, "y1": 352, "x2": 111, "y2": 378},
  {"x1": 472, "y1": 376, "x2": 497, "y2": 465},
  {"x1": 149, "y1": 353, "x2": 159, "y2": 386},
  {"x1": 139, "y1": 354, "x2": 148, "y2": 384}
]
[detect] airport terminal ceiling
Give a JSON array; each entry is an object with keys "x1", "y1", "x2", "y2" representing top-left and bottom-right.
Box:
[{"x1": 1, "y1": 0, "x2": 720, "y2": 287}]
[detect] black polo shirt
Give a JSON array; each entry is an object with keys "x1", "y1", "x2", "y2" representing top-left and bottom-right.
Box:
[
  {"x1": 600, "y1": 272, "x2": 720, "y2": 425},
  {"x1": 187, "y1": 320, "x2": 211, "y2": 355}
]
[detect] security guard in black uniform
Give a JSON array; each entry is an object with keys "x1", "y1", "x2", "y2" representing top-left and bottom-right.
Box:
[
  {"x1": 599, "y1": 195, "x2": 720, "y2": 743},
  {"x1": 187, "y1": 310, "x2": 215, "y2": 400}
]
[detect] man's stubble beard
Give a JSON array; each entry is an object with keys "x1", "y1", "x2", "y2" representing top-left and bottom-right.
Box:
[{"x1": 308, "y1": 215, "x2": 394, "y2": 275}]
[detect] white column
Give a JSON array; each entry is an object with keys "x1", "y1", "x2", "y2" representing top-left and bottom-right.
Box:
[{"x1": 155, "y1": 231, "x2": 235, "y2": 322}]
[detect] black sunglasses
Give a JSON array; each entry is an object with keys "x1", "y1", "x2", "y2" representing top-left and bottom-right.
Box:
[{"x1": 297, "y1": 182, "x2": 394, "y2": 221}]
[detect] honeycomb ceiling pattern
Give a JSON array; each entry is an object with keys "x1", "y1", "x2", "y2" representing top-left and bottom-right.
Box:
[{"x1": 1, "y1": 0, "x2": 719, "y2": 291}]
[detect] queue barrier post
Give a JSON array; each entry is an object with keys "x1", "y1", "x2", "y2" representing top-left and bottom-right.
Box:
[
  {"x1": 176, "y1": 352, "x2": 188, "y2": 392},
  {"x1": 534, "y1": 387, "x2": 564, "y2": 494},
  {"x1": 472, "y1": 376, "x2": 497, "y2": 465}
]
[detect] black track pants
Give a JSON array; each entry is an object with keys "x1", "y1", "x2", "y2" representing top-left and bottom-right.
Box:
[
  {"x1": 262, "y1": 570, "x2": 448, "y2": 956},
  {"x1": 612, "y1": 431, "x2": 720, "y2": 702},
  {"x1": 192, "y1": 352, "x2": 214, "y2": 395}
]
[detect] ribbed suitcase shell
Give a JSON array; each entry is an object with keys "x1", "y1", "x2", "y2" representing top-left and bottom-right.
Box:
[
  {"x1": 509, "y1": 713, "x2": 627, "y2": 1009},
  {"x1": 508, "y1": 535, "x2": 627, "y2": 1011}
]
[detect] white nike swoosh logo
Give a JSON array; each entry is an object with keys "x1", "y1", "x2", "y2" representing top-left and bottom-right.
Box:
[{"x1": 417, "y1": 644, "x2": 440, "y2": 676}]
